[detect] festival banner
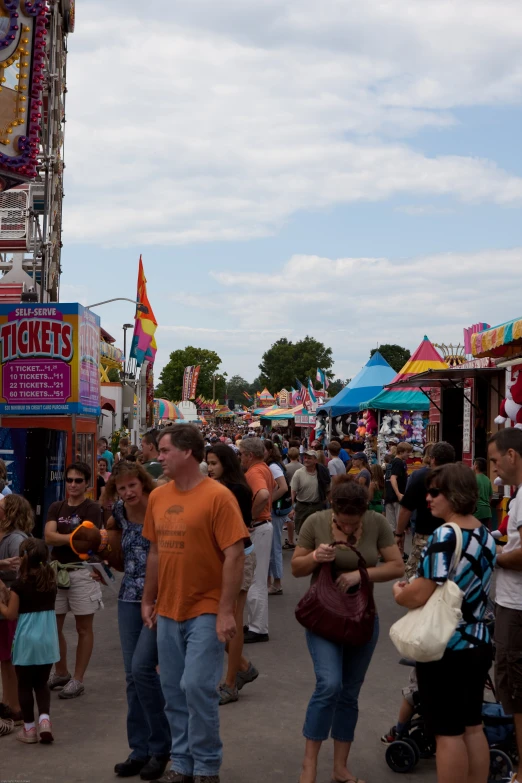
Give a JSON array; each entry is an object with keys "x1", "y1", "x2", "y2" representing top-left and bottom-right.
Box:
[
  {"x1": 0, "y1": 303, "x2": 100, "y2": 415},
  {"x1": 129, "y1": 256, "x2": 158, "y2": 367},
  {"x1": 182, "y1": 366, "x2": 194, "y2": 401},
  {"x1": 189, "y1": 365, "x2": 200, "y2": 399}
]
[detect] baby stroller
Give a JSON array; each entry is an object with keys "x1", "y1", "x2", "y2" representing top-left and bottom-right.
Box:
[{"x1": 385, "y1": 671, "x2": 516, "y2": 782}]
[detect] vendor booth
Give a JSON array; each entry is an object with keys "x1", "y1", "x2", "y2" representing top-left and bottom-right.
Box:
[
  {"x1": 388, "y1": 361, "x2": 503, "y2": 463},
  {"x1": 361, "y1": 337, "x2": 447, "y2": 456},
  {"x1": 0, "y1": 303, "x2": 101, "y2": 536}
]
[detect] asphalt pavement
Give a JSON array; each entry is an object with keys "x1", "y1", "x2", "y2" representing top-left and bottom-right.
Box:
[{"x1": 1, "y1": 542, "x2": 437, "y2": 783}]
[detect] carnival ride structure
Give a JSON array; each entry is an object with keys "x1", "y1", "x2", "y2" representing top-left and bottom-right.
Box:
[{"x1": 0, "y1": 0, "x2": 75, "y2": 303}]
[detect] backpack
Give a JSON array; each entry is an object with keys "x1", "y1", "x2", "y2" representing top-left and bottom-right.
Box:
[{"x1": 272, "y1": 461, "x2": 293, "y2": 515}]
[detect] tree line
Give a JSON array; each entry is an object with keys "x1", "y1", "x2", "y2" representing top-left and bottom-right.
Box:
[{"x1": 154, "y1": 340, "x2": 410, "y2": 403}]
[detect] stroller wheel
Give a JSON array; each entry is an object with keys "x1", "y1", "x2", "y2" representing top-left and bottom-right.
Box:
[
  {"x1": 488, "y1": 748, "x2": 513, "y2": 782},
  {"x1": 385, "y1": 740, "x2": 417, "y2": 773},
  {"x1": 409, "y1": 727, "x2": 436, "y2": 759}
]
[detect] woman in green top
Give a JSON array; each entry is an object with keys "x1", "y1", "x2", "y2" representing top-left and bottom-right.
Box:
[
  {"x1": 292, "y1": 476, "x2": 404, "y2": 783},
  {"x1": 473, "y1": 457, "x2": 493, "y2": 529},
  {"x1": 368, "y1": 464, "x2": 385, "y2": 513}
]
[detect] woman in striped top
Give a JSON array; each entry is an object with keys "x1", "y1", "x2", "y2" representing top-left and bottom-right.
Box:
[{"x1": 393, "y1": 462, "x2": 496, "y2": 783}]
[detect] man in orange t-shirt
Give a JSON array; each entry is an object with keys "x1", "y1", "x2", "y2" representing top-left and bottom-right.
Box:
[
  {"x1": 239, "y1": 437, "x2": 275, "y2": 644},
  {"x1": 142, "y1": 424, "x2": 247, "y2": 783}
]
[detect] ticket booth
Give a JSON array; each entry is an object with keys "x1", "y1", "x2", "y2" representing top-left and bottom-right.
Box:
[{"x1": 0, "y1": 303, "x2": 101, "y2": 536}]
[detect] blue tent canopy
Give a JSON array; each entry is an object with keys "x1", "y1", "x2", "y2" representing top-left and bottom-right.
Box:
[{"x1": 317, "y1": 352, "x2": 396, "y2": 416}]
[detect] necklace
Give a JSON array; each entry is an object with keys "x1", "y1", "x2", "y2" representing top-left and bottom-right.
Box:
[{"x1": 330, "y1": 516, "x2": 363, "y2": 549}]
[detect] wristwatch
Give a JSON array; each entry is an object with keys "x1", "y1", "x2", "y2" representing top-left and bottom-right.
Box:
[{"x1": 394, "y1": 532, "x2": 405, "y2": 538}]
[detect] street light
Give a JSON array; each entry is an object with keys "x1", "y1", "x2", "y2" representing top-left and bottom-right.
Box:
[
  {"x1": 86, "y1": 298, "x2": 149, "y2": 314},
  {"x1": 122, "y1": 324, "x2": 134, "y2": 386}
]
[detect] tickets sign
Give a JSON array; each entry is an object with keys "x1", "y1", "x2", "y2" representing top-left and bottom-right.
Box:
[{"x1": 0, "y1": 303, "x2": 100, "y2": 415}]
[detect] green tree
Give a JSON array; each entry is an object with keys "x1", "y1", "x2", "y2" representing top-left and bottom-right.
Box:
[
  {"x1": 371, "y1": 344, "x2": 410, "y2": 373},
  {"x1": 328, "y1": 378, "x2": 350, "y2": 397},
  {"x1": 259, "y1": 336, "x2": 333, "y2": 392},
  {"x1": 226, "y1": 375, "x2": 250, "y2": 404},
  {"x1": 107, "y1": 368, "x2": 120, "y2": 382},
  {"x1": 155, "y1": 347, "x2": 223, "y2": 401}
]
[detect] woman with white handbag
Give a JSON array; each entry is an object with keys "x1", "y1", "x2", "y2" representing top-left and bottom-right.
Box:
[{"x1": 392, "y1": 463, "x2": 496, "y2": 783}]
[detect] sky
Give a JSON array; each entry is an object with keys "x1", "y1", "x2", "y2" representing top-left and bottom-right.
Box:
[{"x1": 60, "y1": 0, "x2": 522, "y2": 385}]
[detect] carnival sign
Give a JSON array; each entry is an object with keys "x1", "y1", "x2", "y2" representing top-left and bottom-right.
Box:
[{"x1": 0, "y1": 303, "x2": 100, "y2": 415}]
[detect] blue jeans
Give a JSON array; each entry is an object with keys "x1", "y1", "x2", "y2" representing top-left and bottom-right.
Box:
[
  {"x1": 157, "y1": 613, "x2": 225, "y2": 777},
  {"x1": 118, "y1": 601, "x2": 171, "y2": 760},
  {"x1": 269, "y1": 511, "x2": 285, "y2": 580},
  {"x1": 303, "y1": 617, "x2": 380, "y2": 742}
]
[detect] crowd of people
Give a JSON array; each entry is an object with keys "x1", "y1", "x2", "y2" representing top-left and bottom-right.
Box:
[{"x1": 0, "y1": 423, "x2": 521, "y2": 783}]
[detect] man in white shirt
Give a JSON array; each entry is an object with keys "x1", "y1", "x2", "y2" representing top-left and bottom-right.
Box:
[
  {"x1": 488, "y1": 427, "x2": 522, "y2": 780},
  {"x1": 327, "y1": 440, "x2": 346, "y2": 477}
]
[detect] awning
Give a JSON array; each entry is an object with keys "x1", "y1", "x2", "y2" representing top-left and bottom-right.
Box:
[
  {"x1": 101, "y1": 396, "x2": 116, "y2": 412},
  {"x1": 472, "y1": 317, "x2": 522, "y2": 358},
  {"x1": 388, "y1": 366, "x2": 502, "y2": 389}
]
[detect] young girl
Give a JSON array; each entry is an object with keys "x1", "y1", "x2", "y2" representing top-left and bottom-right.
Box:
[
  {"x1": 0, "y1": 538, "x2": 59, "y2": 744},
  {"x1": 368, "y1": 464, "x2": 385, "y2": 513}
]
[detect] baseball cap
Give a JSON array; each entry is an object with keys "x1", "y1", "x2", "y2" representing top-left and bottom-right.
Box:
[
  {"x1": 352, "y1": 452, "x2": 368, "y2": 462},
  {"x1": 304, "y1": 449, "x2": 318, "y2": 458}
]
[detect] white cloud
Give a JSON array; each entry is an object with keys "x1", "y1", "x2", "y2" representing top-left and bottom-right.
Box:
[
  {"x1": 162, "y1": 247, "x2": 522, "y2": 380},
  {"x1": 62, "y1": 1, "x2": 522, "y2": 246}
]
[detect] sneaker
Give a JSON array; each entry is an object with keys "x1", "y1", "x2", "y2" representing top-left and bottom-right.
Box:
[
  {"x1": 268, "y1": 586, "x2": 283, "y2": 595},
  {"x1": 236, "y1": 662, "x2": 259, "y2": 691},
  {"x1": 39, "y1": 718, "x2": 54, "y2": 744},
  {"x1": 16, "y1": 726, "x2": 38, "y2": 744},
  {"x1": 381, "y1": 726, "x2": 399, "y2": 744},
  {"x1": 140, "y1": 755, "x2": 170, "y2": 780},
  {"x1": 194, "y1": 777, "x2": 220, "y2": 783},
  {"x1": 244, "y1": 630, "x2": 269, "y2": 643},
  {"x1": 0, "y1": 717, "x2": 14, "y2": 736},
  {"x1": 58, "y1": 678, "x2": 85, "y2": 699},
  {"x1": 114, "y1": 757, "x2": 150, "y2": 777},
  {"x1": 282, "y1": 541, "x2": 295, "y2": 550},
  {"x1": 155, "y1": 772, "x2": 194, "y2": 783},
  {"x1": 48, "y1": 670, "x2": 72, "y2": 690},
  {"x1": 218, "y1": 684, "x2": 238, "y2": 705}
]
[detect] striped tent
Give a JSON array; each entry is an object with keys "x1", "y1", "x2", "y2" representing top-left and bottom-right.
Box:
[{"x1": 361, "y1": 336, "x2": 447, "y2": 411}]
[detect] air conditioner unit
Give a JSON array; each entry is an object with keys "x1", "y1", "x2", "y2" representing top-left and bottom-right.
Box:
[{"x1": 0, "y1": 188, "x2": 29, "y2": 251}]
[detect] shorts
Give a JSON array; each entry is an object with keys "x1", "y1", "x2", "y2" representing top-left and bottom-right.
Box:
[
  {"x1": 416, "y1": 644, "x2": 492, "y2": 736},
  {"x1": 294, "y1": 501, "x2": 325, "y2": 534},
  {"x1": 405, "y1": 533, "x2": 430, "y2": 581},
  {"x1": 55, "y1": 567, "x2": 104, "y2": 616},
  {"x1": 495, "y1": 604, "x2": 522, "y2": 714},
  {"x1": 402, "y1": 667, "x2": 418, "y2": 707},
  {"x1": 241, "y1": 552, "x2": 257, "y2": 593},
  {"x1": 0, "y1": 619, "x2": 16, "y2": 662},
  {"x1": 385, "y1": 502, "x2": 401, "y2": 531}
]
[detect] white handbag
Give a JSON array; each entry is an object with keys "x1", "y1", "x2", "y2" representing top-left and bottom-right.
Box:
[{"x1": 389, "y1": 523, "x2": 464, "y2": 663}]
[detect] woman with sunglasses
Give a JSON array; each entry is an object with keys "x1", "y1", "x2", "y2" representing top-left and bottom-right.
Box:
[
  {"x1": 292, "y1": 475, "x2": 404, "y2": 783},
  {"x1": 45, "y1": 462, "x2": 103, "y2": 700},
  {"x1": 393, "y1": 463, "x2": 496, "y2": 783}
]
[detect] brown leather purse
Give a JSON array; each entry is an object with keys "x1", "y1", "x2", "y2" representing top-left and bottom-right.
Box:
[{"x1": 295, "y1": 546, "x2": 376, "y2": 645}]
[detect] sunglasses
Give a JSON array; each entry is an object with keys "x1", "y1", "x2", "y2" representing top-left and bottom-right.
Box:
[
  {"x1": 427, "y1": 487, "x2": 441, "y2": 498},
  {"x1": 66, "y1": 477, "x2": 85, "y2": 485}
]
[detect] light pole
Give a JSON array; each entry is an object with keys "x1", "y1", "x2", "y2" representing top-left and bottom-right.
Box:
[
  {"x1": 122, "y1": 324, "x2": 134, "y2": 385},
  {"x1": 86, "y1": 298, "x2": 149, "y2": 313}
]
